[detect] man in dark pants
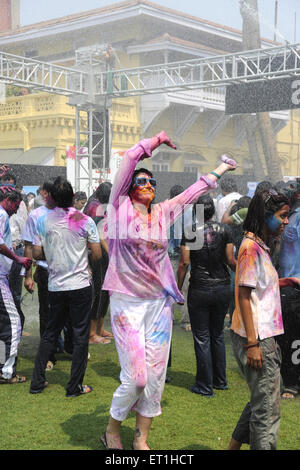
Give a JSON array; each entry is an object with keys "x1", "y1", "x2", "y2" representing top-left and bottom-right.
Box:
[
  {"x1": 22, "y1": 187, "x2": 54, "y2": 339},
  {"x1": 22, "y1": 183, "x2": 73, "y2": 367},
  {"x1": 29, "y1": 177, "x2": 102, "y2": 397}
]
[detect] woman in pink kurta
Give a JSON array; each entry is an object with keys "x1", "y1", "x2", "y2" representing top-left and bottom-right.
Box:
[{"x1": 101, "y1": 131, "x2": 237, "y2": 450}]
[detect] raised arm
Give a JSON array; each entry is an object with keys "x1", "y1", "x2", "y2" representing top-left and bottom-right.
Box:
[{"x1": 162, "y1": 156, "x2": 237, "y2": 227}]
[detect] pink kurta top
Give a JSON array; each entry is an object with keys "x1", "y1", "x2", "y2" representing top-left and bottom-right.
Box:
[{"x1": 102, "y1": 138, "x2": 217, "y2": 302}]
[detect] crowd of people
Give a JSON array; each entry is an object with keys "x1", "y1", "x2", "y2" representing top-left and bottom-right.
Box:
[{"x1": 0, "y1": 131, "x2": 299, "y2": 451}]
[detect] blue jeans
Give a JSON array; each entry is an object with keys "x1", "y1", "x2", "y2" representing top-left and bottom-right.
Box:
[{"x1": 187, "y1": 283, "x2": 231, "y2": 396}]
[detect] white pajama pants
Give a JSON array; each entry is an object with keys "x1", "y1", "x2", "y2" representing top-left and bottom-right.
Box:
[
  {"x1": 110, "y1": 292, "x2": 173, "y2": 421},
  {"x1": 0, "y1": 277, "x2": 22, "y2": 379}
]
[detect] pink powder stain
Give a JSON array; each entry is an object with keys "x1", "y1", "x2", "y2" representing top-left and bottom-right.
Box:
[
  {"x1": 113, "y1": 312, "x2": 147, "y2": 383},
  {"x1": 68, "y1": 211, "x2": 87, "y2": 232}
]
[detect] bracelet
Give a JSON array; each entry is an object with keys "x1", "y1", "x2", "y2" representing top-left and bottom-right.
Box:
[
  {"x1": 243, "y1": 342, "x2": 259, "y2": 350},
  {"x1": 209, "y1": 171, "x2": 221, "y2": 179}
]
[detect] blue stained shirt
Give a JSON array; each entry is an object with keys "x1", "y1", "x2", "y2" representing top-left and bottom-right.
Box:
[
  {"x1": 280, "y1": 207, "x2": 300, "y2": 278},
  {"x1": 22, "y1": 205, "x2": 50, "y2": 270}
]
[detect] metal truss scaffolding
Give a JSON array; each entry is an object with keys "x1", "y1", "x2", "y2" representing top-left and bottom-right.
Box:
[
  {"x1": 95, "y1": 43, "x2": 300, "y2": 97},
  {"x1": 1, "y1": 43, "x2": 300, "y2": 193},
  {"x1": 74, "y1": 105, "x2": 110, "y2": 194},
  {"x1": 0, "y1": 51, "x2": 89, "y2": 95}
]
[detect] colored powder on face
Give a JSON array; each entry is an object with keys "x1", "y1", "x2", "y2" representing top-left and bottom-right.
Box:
[{"x1": 265, "y1": 215, "x2": 282, "y2": 233}]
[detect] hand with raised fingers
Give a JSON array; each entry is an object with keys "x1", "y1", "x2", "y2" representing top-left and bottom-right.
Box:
[
  {"x1": 221, "y1": 154, "x2": 238, "y2": 171},
  {"x1": 0, "y1": 165, "x2": 9, "y2": 179},
  {"x1": 151, "y1": 131, "x2": 177, "y2": 152}
]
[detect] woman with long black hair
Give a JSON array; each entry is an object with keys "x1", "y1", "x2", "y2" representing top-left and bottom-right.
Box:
[{"x1": 228, "y1": 189, "x2": 290, "y2": 450}]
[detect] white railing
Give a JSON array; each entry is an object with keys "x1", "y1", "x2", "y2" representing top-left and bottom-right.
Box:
[
  {"x1": 0, "y1": 51, "x2": 89, "y2": 96},
  {"x1": 97, "y1": 43, "x2": 300, "y2": 97}
]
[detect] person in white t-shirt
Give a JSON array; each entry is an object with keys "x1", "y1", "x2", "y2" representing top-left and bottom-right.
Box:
[
  {"x1": 22, "y1": 183, "x2": 59, "y2": 370},
  {"x1": 216, "y1": 175, "x2": 242, "y2": 223},
  {"x1": 29, "y1": 177, "x2": 102, "y2": 397}
]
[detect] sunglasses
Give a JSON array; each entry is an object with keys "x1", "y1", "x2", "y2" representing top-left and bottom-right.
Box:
[{"x1": 134, "y1": 177, "x2": 157, "y2": 187}]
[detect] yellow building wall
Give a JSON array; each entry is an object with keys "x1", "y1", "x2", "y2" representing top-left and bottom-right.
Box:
[
  {"x1": 0, "y1": 20, "x2": 299, "y2": 177},
  {"x1": 277, "y1": 110, "x2": 300, "y2": 177}
]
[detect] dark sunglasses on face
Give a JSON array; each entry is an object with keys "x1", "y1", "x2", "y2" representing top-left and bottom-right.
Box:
[{"x1": 134, "y1": 177, "x2": 157, "y2": 187}]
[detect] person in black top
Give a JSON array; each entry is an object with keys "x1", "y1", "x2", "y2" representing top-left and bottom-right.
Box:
[{"x1": 177, "y1": 195, "x2": 236, "y2": 397}]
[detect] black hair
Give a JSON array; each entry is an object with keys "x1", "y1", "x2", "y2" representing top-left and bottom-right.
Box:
[
  {"x1": 274, "y1": 180, "x2": 287, "y2": 194},
  {"x1": 254, "y1": 180, "x2": 274, "y2": 195},
  {"x1": 230, "y1": 195, "x2": 251, "y2": 216},
  {"x1": 286, "y1": 180, "x2": 300, "y2": 209},
  {"x1": 193, "y1": 194, "x2": 215, "y2": 223},
  {"x1": 50, "y1": 177, "x2": 74, "y2": 208},
  {"x1": 0, "y1": 187, "x2": 22, "y2": 203},
  {"x1": 237, "y1": 196, "x2": 251, "y2": 209},
  {"x1": 220, "y1": 176, "x2": 238, "y2": 194},
  {"x1": 74, "y1": 191, "x2": 87, "y2": 201},
  {"x1": 170, "y1": 185, "x2": 184, "y2": 199},
  {"x1": 94, "y1": 182, "x2": 112, "y2": 204},
  {"x1": 129, "y1": 168, "x2": 153, "y2": 194},
  {"x1": 243, "y1": 190, "x2": 289, "y2": 239},
  {"x1": 41, "y1": 179, "x2": 55, "y2": 194},
  {"x1": 0, "y1": 172, "x2": 16, "y2": 185}
]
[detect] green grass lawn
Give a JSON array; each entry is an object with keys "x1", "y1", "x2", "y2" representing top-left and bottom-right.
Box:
[{"x1": 1, "y1": 305, "x2": 299, "y2": 451}]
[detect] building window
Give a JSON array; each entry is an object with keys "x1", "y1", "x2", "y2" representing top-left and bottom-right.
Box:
[
  {"x1": 24, "y1": 50, "x2": 39, "y2": 58},
  {"x1": 152, "y1": 162, "x2": 170, "y2": 172},
  {"x1": 152, "y1": 151, "x2": 170, "y2": 172},
  {"x1": 184, "y1": 165, "x2": 198, "y2": 174}
]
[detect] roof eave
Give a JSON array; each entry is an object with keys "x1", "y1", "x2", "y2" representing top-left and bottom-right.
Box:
[{"x1": 0, "y1": 2, "x2": 278, "y2": 49}]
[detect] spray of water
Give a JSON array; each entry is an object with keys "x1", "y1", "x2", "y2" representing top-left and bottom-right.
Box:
[{"x1": 237, "y1": 0, "x2": 290, "y2": 44}]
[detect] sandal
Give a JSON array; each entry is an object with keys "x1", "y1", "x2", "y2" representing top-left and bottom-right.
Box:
[
  {"x1": 66, "y1": 384, "x2": 93, "y2": 397},
  {"x1": 0, "y1": 374, "x2": 27, "y2": 384},
  {"x1": 281, "y1": 388, "x2": 299, "y2": 400},
  {"x1": 100, "y1": 331, "x2": 114, "y2": 338},
  {"x1": 100, "y1": 431, "x2": 123, "y2": 450},
  {"x1": 89, "y1": 336, "x2": 111, "y2": 345}
]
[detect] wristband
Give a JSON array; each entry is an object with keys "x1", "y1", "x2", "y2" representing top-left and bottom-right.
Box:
[
  {"x1": 243, "y1": 342, "x2": 259, "y2": 350},
  {"x1": 209, "y1": 171, "x2": 221, "y2": 180}
]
